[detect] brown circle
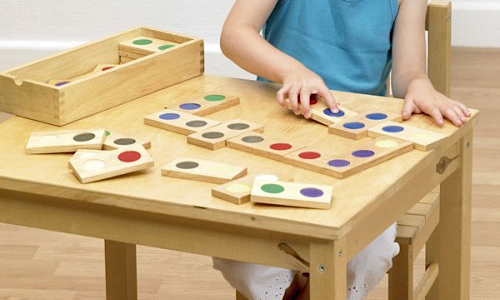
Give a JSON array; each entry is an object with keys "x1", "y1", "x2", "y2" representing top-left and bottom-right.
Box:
[
  {"x1": 176, "y1": 161, "x2": 199, "y2": 169},
  {"x1": 114, "y1": 138, "x2": 136, "y2": 145},
  {"x1": 242, "y1": 136, "x2": 264, "y2": 143},
  {"x1": 202, "y1": 132, "x2": 224, "y2": 139},
  {"x1": 185, "y1": 120, "x2": 208, "y2": 128},
  {"x1": 73, "y1": 132, "x2": 96, "y2": 142},
  {"x1": 227, "y1": 123, "x2": 250, "y2": 130}
]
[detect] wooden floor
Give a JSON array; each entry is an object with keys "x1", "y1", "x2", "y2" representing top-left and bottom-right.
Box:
[{"x1": 0, "y1": 47, "x2": 499, "y2": 299}]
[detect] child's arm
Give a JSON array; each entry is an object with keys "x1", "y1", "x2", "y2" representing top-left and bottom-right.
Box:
[
  {"x1": 392, "y1": 0, "x2": 470, "y2": 127},
  {"x1": 220, "y1": 0, "x2": 339, "y2": 118}
]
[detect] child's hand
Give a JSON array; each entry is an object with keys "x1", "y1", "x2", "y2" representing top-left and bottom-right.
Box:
[
  {"x1": 401, "y1": 78, "x2": 470, "y2": 127},
  {"x1": 276, "y1": 67, "x2": 339, "y2": 118}
]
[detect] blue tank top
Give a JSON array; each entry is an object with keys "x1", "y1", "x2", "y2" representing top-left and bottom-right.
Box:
[{"x1": 258, "y1": 0, "x2": 399, "y2": 96}]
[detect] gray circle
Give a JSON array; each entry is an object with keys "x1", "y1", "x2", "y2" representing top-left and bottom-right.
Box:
[
  {"x1": 185, "y1": 120, "x2": 208, "y2": 128},
  {"x1": 176, "y1": 161, "x2": 199, "y2": 169},
  {"x1": 73, "y1": 132, "x2": 96, "y2": 142},
  {"x1": 242, "y1": 135, "x2": 264, "y2": 143},
  {"x1": 227, "y1": 123, "x2": 250, "y2": 130},
  {"x1": 114, "y1": 138, "x2": 136, "y2": 145},
  {"x1": 202, "y1": 132, "x2": 224, "y2": 139}
]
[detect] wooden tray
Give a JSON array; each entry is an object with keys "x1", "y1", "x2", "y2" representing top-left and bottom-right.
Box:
[{"x1": 0, "y1": 26, "x2": 204, "y2": 126}]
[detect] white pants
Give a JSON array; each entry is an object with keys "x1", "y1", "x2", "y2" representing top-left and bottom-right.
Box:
[{"x1": 213, "y1": 223, "x2": 400, "y2": 300}]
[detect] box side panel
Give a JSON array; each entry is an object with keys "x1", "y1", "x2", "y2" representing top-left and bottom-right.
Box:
[
  {"x1": 0, "y1": 75, "x2": 60, "y2": 125},
  {"x1": 141, "y1": 27, "x2": 195, "y2": 44},
  {"x1": 5, "y1": 28, "x2": 143, "y2": 83},
  {"x1": 60, "y1": 40, "x2": 204, "y2": 125}
]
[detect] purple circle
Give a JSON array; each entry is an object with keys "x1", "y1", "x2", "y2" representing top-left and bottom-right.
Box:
[
  {"x1": 55, "y1": 81, "x2": 70, "y2": 87},
  {"x1": 159, "y1": 113, "x2": 180, "y2": 120},
  {"x1": 382, "y1": 125, "x2": 405, "y2": 133},
  {"x1": 323, "y1": 108, "x2": 345, "y2": 117},
  {"x1": 179, "y1": 103, "x2": 201, "y2": 110},
  {"x1": 328, "y1": 159, "x2": 350, "y2": 167},
  {"x1": 366, "y1": 113, "x2": 388, "y2": 120},
  {"x1": 300, "y1": 188, "x2": 324, "y2": 198},
  {"x1": 343, "y1": 122, "x2": 365, "y2": 129},
  {"x1": 352, "y1": 150, "x2": 375, "y2": 158}
]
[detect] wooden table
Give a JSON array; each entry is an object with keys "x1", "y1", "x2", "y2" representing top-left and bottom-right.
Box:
[{"x1": 0, "y1": 75, "x2": 478, "y2": 300}]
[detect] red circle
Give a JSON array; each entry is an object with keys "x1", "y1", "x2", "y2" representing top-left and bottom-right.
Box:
[
  {"x1": 269, "y1": 143, "x2": 292, "y2": 151},
  {"x1": 118, "y1": 151, "x2": 141, "y2": 163},
  {"x1": 102, "y1": 66, "x2": 114, "y2": 71},
  {"x1": 298, "y1": 151, "x2": 321, "y2": 159}
]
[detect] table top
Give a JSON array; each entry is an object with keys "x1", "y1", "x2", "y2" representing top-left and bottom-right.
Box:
[{"x1": 0, "y1": 75, "x2": 479, "y2": 239}]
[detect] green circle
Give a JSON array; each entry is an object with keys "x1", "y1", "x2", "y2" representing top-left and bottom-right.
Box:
[
  {"x1": 105, "y1": 131, "x2": 110, "y2": 136},
  {"x1": 158, "y1": 44, "x2": 174, "y2": 50},
  {"x1": 261, "y1": 184, "x2": 285, "y2": 194},
  {"x1": 133, "y1": 39, "x2": 153, "y2": 45},
  {"x1": 203, "y1": 94, "x2": 226, "y2": 102}
]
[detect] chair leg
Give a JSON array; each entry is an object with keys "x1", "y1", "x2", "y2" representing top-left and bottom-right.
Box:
[
  {"x1": 389, "y1": 243, "x2": 414, "y2": 300},
  {"x1": 236, "y1": 290, "x2": 249, "y2": 300}
]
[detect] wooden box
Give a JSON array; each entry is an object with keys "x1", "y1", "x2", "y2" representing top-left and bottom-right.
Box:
[{"x1": 0, "y1": 27, "x2": 204, "y2": 126}]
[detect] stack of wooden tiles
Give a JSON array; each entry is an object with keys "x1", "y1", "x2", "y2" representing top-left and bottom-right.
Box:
[{"x1": 118, "y1": 36, "x2": 177, "y2": 64}]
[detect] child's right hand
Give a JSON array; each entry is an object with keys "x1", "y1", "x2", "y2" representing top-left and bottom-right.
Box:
[{"x1": 276, "y1": 67, "x2": 339, "y2": 119}]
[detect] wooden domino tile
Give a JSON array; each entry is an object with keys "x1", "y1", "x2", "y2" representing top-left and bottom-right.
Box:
[
  {"x1": 69, "y1": 145, "x2": 154, "y2": 183},
  {"x1": 187, "y1": 119, "x2": 264, "y2": 150},
  {"x1": 119, "y1": 50, "x2": 145, "y2": 60},
  {"x1": 328, "y1": 112, "x2": 402, "y2": 139},
  {"x1": 367, "y1": 121, "x2": 448, "y2": 151},
  {"x1": 103, "y1": 131, "x2": 151, "y2": 150},
  {"x1": 166, "y1": 94, "x2": 240, "y2": 117},
  {"x1": 161, "y1": 157, "x2": 247, "y2": 184},
  {"x1": 226, "y1": 132, "x2": 305, "y2": 162},
  {"x1": 282, "y1": 137, "x2": 413, "y2": 178},
  {"x1": 118, "y1": 36, "x2": 177, "y2": 56},
  {"x1": 144, "y1": 109, "x2": 221, "y2": 135},
  {"x1": 250, "y1": 179, "x2": 333, "y2": 209},
  {"x1": 120, "y1": 56, "x2": 135, "y2": 64},
  {"x1": 26, "y1": 128, "x2": 106, "y2": 154},
  {"x1": 287, "y1": 95, "x2": 358, "y2": 125},
  {"x1": 212, "y1": 173, "x2": 294, "y2": 205}
]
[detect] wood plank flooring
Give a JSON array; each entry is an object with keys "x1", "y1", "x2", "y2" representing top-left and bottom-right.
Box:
[{"x1": 0, "y1": 47, "x2": 499, "y2": 299}]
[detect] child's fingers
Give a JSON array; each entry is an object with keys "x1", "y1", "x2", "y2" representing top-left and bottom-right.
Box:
[
  {"x1": 453, "y1": 105, "x2": 467, "y2": 123},
  {"x1": 288, "y1": 85, "x2": 301, "y2": 115},
  {"x1": 319, "y1": 87, "x2": 339, "y2": 113},
  {"x1": 299, "y1": 88, "x2": 312, "y2": 119},
  {"x1": 442, "y1": 107, "x2": 462, "y2": 127},
  {"x1": 401, "y1": 98, "x2": 415, "y2": 120},
  {"x1": 277, "y1": 85, "x2": 290, "y2": 108},
  {"x1": 428, "y1": 107, "x2": 445, "y2": 127},
  {"x1": 456, "y1": 101, "x2": 471, "y2": 117}
]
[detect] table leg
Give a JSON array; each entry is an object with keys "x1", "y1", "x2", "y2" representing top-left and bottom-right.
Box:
[
  {"x1": 104, "y1": 240, "x2": 138, "y2": 300},
  {"x1": 431, "y1": 132, "x2": 473, "y2": 300},
  {"x1": 310, "y1": 238, "x2": 347, "y2": 300}
]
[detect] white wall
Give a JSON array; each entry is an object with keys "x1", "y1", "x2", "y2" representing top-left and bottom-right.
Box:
[{"x1": 0, "y1": 0, "x2": 499, "y2": 76}]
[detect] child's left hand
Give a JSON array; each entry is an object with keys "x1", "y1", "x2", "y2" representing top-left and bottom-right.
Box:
[{"x1": 401, "y1": 78, "x2": 470, "y2": 127}]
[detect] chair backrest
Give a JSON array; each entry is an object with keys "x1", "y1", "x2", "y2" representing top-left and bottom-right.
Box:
[
  {"x1": 388, "y1": 1, "x2": 452, "y2": 98},
  {"x1": 426, "y1": 1, "x2": 452, "y2": 97}
]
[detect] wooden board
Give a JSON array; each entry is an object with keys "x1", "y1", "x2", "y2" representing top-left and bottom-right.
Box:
[
  {"x1": 166, "y1": 94, "x2": 240, "y2": 116},
  {"x1": 144, "y1": 108, "x2": 221, "y2": 135},
  {"x1": 281, "y1": 136, "x2": 413, "y2": 178},
  {"x1": 118, "y1": 36, "x2": 178, "y2": 56},
  {"x1": 68, "y1": 145, "x2": 154, "y2": 183},
  {"x1": 368, "y1": 121, "x2": 448, "y2": 151},
  {"x1": 328, "y1": 112, "x2": 402, "y2": 139},
  {"x1": 103, "y1": 131, "x2": 151, "y2": 150},
  {"x1": 161, "y1": 157, "x2": 247, "y2": 184},
  {"x1": 309, "y1": 102, "x2": 358, "y2": 126},
  {"x1": 25, "y1": 128, "x2": 106, "y2": 154},
  {"x1": 212, "y1": 173, "x2": 294, "y2": 205},
  {"x1": 187, "y1": 119, "x2": 264, "y2": 150},
  {"x1": 226, "y1": 132, "x2": 306, "y2": 162},
  {"x1": 250, "y1": 178, "x2": 333, "y2": 209}
]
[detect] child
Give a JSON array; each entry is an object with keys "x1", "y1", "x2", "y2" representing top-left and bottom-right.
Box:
[{"x1": 213, "y1": 0, "x2": 471, "y2": 299}]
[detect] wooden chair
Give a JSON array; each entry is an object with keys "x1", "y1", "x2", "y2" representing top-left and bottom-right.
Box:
[{"x1": 236, "y1": 2, "x2": 451, "y2": 300}]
